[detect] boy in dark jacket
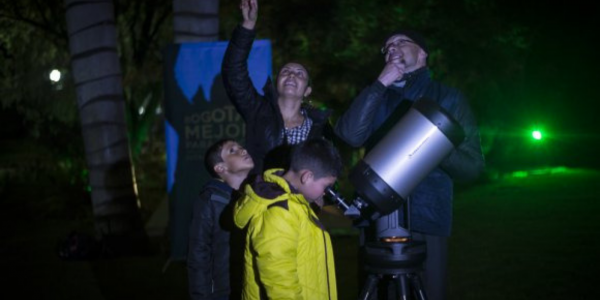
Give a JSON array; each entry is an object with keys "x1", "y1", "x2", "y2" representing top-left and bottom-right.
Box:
[{"x1": 188, "y1": 139, "x2": 254, "y2": 300}]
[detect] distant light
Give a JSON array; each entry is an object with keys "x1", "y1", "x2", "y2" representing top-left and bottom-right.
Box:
[
  {"x1": 138, "y1": 107, "x2": 145, "y2": 115},
  {"x1": 49, "y1": 69, "x2": 61, "y2": 82},
  {"x1": 532, "y1": 130, "x2": 542, "y2": 140},
  {"x1": 512, "y1": 171, "x2": 529, "y2": 178}
]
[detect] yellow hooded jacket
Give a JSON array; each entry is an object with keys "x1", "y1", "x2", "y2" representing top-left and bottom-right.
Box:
[{"x1": 233, "y1": 169, "x2": 338, "y2": 300}]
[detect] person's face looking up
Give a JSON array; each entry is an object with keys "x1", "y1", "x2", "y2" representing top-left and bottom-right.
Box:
[
  {"x1": 218, "y1": 141, "x2": 254, "y2": 174},
  {"x1": 276, "y1": 62, "x2": 312, "y2": 99},
  {"x1": 382, "y1": 34, "x2": 427, "y2": 73}
]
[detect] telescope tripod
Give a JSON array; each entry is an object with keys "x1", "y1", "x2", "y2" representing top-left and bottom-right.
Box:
[
  {"x1": 359, "y1": 271, "x2": 427, "y2": 300},
  {"x1": 357, "y1": 239, "x2": 428, "y2": 300},
  {"x1": 323, "y1": 188, "x2": 430, "y2": 299}
]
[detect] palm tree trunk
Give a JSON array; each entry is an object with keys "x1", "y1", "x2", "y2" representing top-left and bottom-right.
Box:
[
  {"x1": 173, "y1": 0, "x2": 220, "y2": 43},
  {"x1": 64, "y1": 0, "x2": 147, "y2": 254},
  {"x1": 165, "y1": 0, "x2": 220, "y2": 261}
]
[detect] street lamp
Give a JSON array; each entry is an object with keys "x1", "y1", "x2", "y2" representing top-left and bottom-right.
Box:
[{"x1": 49, "y1": 69, "x2": 61, "y2": 83}]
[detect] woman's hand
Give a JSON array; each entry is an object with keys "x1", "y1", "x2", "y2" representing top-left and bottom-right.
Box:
[{"x1": 241, "y1": 0, "x2": 258, "y2": 30}]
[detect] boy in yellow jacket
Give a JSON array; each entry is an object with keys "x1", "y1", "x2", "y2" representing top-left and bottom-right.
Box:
[{"x1": 234, "y1": 138, "x2": 343, "y2": 299}]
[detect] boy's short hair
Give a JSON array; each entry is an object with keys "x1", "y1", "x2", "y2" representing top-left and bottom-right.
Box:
[
  {"x1": 289, "y1": 138, "x2": 343, "y2": 179},
  {"x1": 204, "y1": 138, "x2": 236, "y2": 178}
]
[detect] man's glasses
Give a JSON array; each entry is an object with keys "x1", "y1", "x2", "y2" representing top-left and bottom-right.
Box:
[{"x1": 381, "y1": 39, "x2": 416, "y2": 55}]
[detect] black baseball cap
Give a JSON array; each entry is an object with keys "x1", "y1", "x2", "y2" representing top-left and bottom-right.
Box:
[{"x1": 383, "y1": 30, "x2": 429, "y2": 54}]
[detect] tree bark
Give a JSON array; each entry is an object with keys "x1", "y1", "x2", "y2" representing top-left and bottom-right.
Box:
[
  {"x1": 165, "y1": 0, "x2": 220, "y2": 261},
  {"x1": 64, "y1": 0, "x2": 147, "y2": 254},
  {"x1": 173, "y1": 0, "x2": 220, "y2": 43}
]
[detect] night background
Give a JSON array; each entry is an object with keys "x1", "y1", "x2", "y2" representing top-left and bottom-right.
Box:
[{"x1": 1, "y1": 0, "x2": 599, "y2": 299}]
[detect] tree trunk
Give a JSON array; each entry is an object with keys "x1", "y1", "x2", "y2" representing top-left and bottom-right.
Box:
[
  {"x1": 173, "y1": 0, "x2": 220, "y2": 43},
  {"x1": 165, "y1": 0, "x2": 220, "y2": 261},
  {"x1": 64, "y1": 0, "x2": 147, "y2": 254}
]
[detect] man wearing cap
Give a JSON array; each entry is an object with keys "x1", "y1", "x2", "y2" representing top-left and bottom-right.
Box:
[{"x1": 334, "y1": 30, "x2": 485, "y2": 299}]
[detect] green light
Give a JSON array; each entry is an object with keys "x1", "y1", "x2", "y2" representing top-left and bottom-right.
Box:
[
  {"x1": 512, "y1": 170, "x2": 529, "y2": 178},
  {"x1": 532, "y1": 130, "x2": 542, "y2": 140}
]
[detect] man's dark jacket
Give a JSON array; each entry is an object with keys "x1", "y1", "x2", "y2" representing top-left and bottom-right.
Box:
[
  {"x1": 188, "y1": 179, "x2": 242, "y2": 300},
  {"x1": 222, "y1": 25, "x2": 333, "y2": 174},
  {"x1": 335, "y1": 68, "x2": 485, "y2": 236}
]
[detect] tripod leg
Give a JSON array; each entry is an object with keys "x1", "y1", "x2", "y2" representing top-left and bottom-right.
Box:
[
  {"x1": 392, "y1": 274, "x2": 410, "y2": 300},
  {"x1": 358, "y1": 274, "x2": 379, "y2": 300},
  {"x1": 408, "y1": 273, "x2": 428, "y2": 300}
]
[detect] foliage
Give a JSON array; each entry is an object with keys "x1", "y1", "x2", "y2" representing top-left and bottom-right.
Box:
[
  {"x1": 220, "y1": 0, "x2": 535, "y2": 173},
  {"x1": 0, "y1": 1, "x2": 88, "y2": 205},
  {"x1": 1, "y1": 0, "x2": 173, "y2": 157},
  {"x1": 221, "y1": 0, "x2": 532, "y2": 114},
  {"x1": 0, "y1": 0, "x2": 75, "y2": 138},
  {"x1": 2, "y1": 0, "x2": 540, "y2": 190},
  {"x1": 0, "y1": 0, "x2": 172, "y2": 216},
  {"x1": 114, "y1": 0, "x2": 172, "y2": 160}
]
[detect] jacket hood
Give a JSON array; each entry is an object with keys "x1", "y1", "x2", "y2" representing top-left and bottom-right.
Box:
[
  {"x1": 234, "y1": 169, "x2": 299, "y2": 229},
  {"x1": 203, "y1": 178, "x2": 234, "y2": 194}
]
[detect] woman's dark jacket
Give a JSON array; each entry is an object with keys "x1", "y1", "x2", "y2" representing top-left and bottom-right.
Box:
[
  {"x1": 188, "y1": 179, "x2": 241, "y2": 300},
  {"x1": 222, "y1": 25, "x2": 333, "y2": 174},
  {"x1": 335, "y1": 68, "x2": 485, "y2": 236}
]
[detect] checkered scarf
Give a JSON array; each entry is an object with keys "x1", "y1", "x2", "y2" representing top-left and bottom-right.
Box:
[{"x1": 283, "y1": 108, "x2": 313, "y2": 145}]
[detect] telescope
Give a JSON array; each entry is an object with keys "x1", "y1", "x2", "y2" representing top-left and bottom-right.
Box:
[
  {"x1": 326, "y1": 98, "x2": 465, "y2": 299},
  {"x1": 327, "y1": 98, "x2": 465, "y2": 221}
]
